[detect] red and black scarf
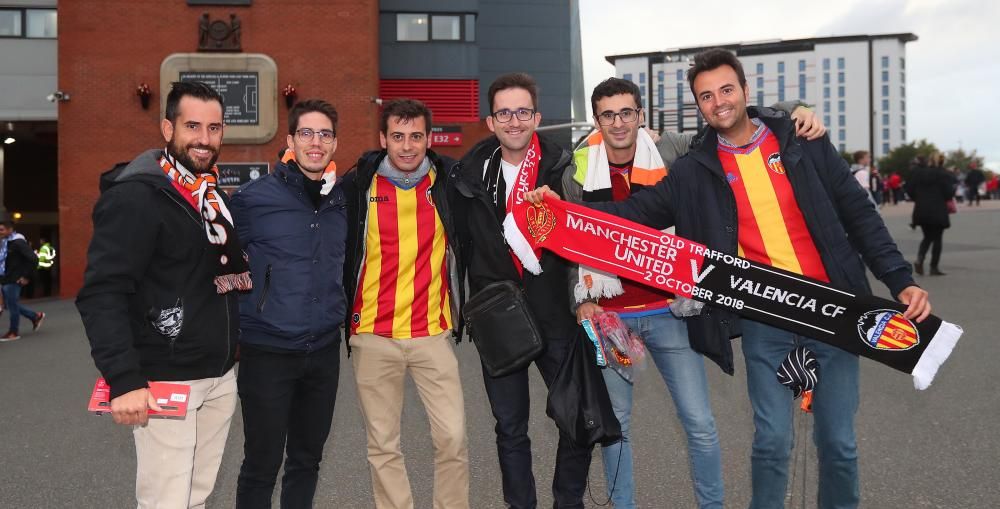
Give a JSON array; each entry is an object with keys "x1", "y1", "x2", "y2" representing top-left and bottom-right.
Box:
[{"x1": 160, "y1": 152, "x2": 251, "y2": 294}]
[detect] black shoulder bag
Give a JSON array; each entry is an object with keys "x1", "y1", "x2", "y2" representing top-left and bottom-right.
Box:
[{"x1": 463, "y1": 280, "x2": 544, "y2": 377}]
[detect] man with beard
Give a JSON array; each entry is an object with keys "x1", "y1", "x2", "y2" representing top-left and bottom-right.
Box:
[
  {"x1": 230, "y1": 99, "x2": 346, "y2": 508},
  {"x1": 458, "y1": 73, "x2": 593, "y2": 509},
  {"x1": 529, "y1": 49, "x2": 930, "y2": 509},
  {"x1": 77, "y1": 81, "x2": 249, "y2": 508},
  {"x1": 342, "y1": 99, "x2": 469, "y2": 509}
]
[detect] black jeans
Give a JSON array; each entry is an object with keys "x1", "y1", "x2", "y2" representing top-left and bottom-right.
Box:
[
  {"x1": 917, "y1": 225, "x2": 945, "y2": 268},
  {"x1": 482, "y1": 337, "x2": 593, "y2": 509},
  {"x1": 236, "y1": 341, "x2": 341, "y2": 509}
]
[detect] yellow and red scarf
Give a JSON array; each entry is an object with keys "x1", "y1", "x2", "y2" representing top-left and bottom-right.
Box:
[{"x1": 159, "y1": 152, "x2": 251, "y2": 294}]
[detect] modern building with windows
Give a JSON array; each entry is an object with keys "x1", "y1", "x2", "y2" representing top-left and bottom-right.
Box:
[{"x1": 607, "y1": 33, "x2": 916, "y2": 159}]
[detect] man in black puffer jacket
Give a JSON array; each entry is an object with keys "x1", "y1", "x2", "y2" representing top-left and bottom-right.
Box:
[
  {"x1": 230, "y1": 99, "x2": 347, "y2": 508},
  {"x1": 76, "y1": 81, "x2": 245, "y2": 508}
]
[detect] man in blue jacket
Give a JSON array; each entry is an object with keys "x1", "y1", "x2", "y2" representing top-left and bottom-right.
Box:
[
  {"x1": 230, "y1": 99, "x2": 347, "y2": 509},
  {"x1": 530, "y1": 49, "x2": 931, "y2": 509}
]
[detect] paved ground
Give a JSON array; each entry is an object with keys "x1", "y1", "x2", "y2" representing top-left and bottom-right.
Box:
[{"x1": 1, "y1": 201, "x2": 998, "y2": 508}]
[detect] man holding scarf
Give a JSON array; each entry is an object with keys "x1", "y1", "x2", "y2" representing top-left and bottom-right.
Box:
[
  {"x1": 530, "y1": 49, "x2": 930, "y2": 509},
  {"x1": 458, "y1": 73, "x2": 593, "y2": 509},
  {"x1": 230, "y1": 99, "x2": 346, "y2": 508},
  {"x1": 342, "y1": 99, "x2": 469, "y2": 509},
  {"x1": 565, "y1": 77, "x2": 827, "y2": 508},
  {"x1": 77, "y1": 81, "x2": 249, "y2": 508}
]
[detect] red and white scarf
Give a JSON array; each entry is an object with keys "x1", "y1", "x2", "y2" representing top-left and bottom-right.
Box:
[
  {"x1": 159, "y1": 152, "x2": 251, "y2": 294},
  {"x1": 502, "y1": 133, "x2": 544, "y2": 275}
]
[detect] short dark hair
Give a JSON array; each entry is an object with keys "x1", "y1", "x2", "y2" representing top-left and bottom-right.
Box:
[
  {"x1": 380, "y1": 99, "x2": 432, "y2": 134},
  {"x1": 590, "y1": 77, "x2": 641, "y2": 116},
  {"x1": 288, "y1": 99, "x2": 339, "y2": 136},
  {"x1": 488, "y1": 73, "x2": 538, "y2": 112},
  {"x1": 164, "y1": 81, "x2": 224, "y2": 123},
  {"x1": 687, "y1": 48, "x2": 747, "y2": 96},
  {"x1": 853, "y1": 150, "x2": 870, "y2": 163}
]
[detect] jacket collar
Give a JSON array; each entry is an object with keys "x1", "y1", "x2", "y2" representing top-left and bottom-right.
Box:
[
  {"x1": 689, "y1": 106, "x2": 801, "y2": 176},
  {"x1": 457, "y1": 132, "x2": 570, "y2": 196}
]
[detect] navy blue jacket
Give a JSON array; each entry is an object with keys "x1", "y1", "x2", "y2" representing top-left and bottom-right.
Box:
[
  {"x1": 230, "y1": 153, "x2": 348, "y2": 352},
  {"x1": 590, "y1": 107, "x2": 915, "y2": 374}
]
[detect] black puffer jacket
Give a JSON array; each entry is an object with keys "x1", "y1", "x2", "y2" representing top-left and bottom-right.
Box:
[
  {"x1": 907, "y1": 165, "x2": 954, "y2": 229},
  {"x1": 457, "y1": 134, "x2": 578, "y2": 341},
  {"x1": 76, "y1": 149, "x2": 239, "y2": 399}
]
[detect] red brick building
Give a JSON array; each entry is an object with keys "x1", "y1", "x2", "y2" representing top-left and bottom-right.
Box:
[{"x1": 58, "y1": 0, "x2": 380, "y2": 297}]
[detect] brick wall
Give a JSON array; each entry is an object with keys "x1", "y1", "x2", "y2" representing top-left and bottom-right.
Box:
[{"x1": 58, "y1": 0, "x2": 379, "y2": 297}]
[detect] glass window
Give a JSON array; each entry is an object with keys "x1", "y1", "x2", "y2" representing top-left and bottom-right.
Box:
[
  {"x1": 758, "y1": 91, "x2": 764, "y2": 107},
  {"x1": 882, "y1": 70, "x2": 889, "y2": 82},
  {"x1": 838, "y1": 57, "x2": 845, "y2": 69},
  {"x1": 676, "y1": 69, "x2": 683, "y2": 81},
  {"x1": 639, "y1": 72, "x2": 646, "y2": 84},
  {"x1": 464, "y1": 14, "x2": 475, "y2": 41},
  {"x1": 901, "y1": 114, "x2": 906, "y2": 126},
  {"x1": 881, "y1": 56, "x2": 889, "y2": 68},
  {"x1": 798, "y1": 83, "x2": 806, "y2": 100},
  {"x1": 640, "y1": 86, "x2": 646, "y2": 97},
  {"x1": 778, "y1": 61, "x2": 785, "y2": 73},
  {"x1": 900, "y1": 57, "x2": 905, "y2": 70},
  {"x1": 658, "y1": 84, "x2": 664, "y2": 108},
  {"x1": 823, "y1": 87, "x2": 830, "y2": 99},
  {"x1": 623, "y1": 73, "x2": 633, "y2": 82},
  {"x1": 777, "y1": 76, "x2": 785, "y2": 101},
  {"x1": 839, "y1": 114, "x2": 846, "y2": 125},
  {"x1": 838, "y1": 72, "x2": 845, "y2": 83},
  {"x1": 0, "y1": 9, "x2": 22, "y2": 37},
  {"x1": 823, "y1": 73, "x2": 830, "y2": 84},
  {"x1": 799, "y1": 59, "x2": 806, "y2": 72},
  {"x1": 840, "y1": 143, "x2": 847, "y2": 152},
  {"x1": 823, "y1": 101, "x2": 830, "y2": 113},
  {"x1": 676, "y1": 83, "x2": 683, "y2": 106},
  {"x1": 838, "y1": 86, "x2": 845, "y2": 98},
  {"x1": 431, "y1": 15, "x2": 461, "y2": 40},
  {"x1": 901, "y1": 129, "x2": 906, "y2": 140},
  {"x1": 882, "y1": 99, "x2": 889, "y2": 110},
  {"x1": 838, "y1": 129, "x2": 846, "y2": 141},
  {"x1": 396, "y1": 14, "x2": 428, "y2": 41},
  {"x1": 824, "y1": 115, "x2": 831, "y2": 127},
  {"x1": 756, "y1": 62, "x2": 764, "y2": 74},
  {"x1": 883, "y1": 143, "x2": 890, "y2": 154},
  {"x1": 26, "y1": 9, "x2": 55, "y2": 38},
  {"x1": 882, "y1": 113, "x2": 889, "y2": 124},
  {"x1": 882, "y1": 85, "x2": 889, "y2": 96},
  {"x1": 838, "y1": 100, "x2": 845, "y2": 112},
  {"x1": 823, "y1": 58, "x2": 830, "y2": 71},
  {"x1": 883, "y1": 128, "x2": 890, "y2": 140},
  {"x1": 757, "y1": 77, "x2": 764, "y2": 89},
  {"x1": 657, "y1": 71, "x2": 664, "y2": 82}
]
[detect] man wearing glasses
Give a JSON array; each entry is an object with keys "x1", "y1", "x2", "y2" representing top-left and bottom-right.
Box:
[
  {"x1": 564, "y1": 78, "x2": 826, "y2": 508},
  {"x1": 458, "y1": 73, "x2": 592, "y2": 509},
  {"x1": 230, "y1": 99, "x2": 347, "y2": 508}
]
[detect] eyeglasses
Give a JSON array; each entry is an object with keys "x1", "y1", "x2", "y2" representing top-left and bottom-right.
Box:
[
  {"x1": 491, "y1": 108, "x2": 536, "y2": 123},
  {"x1": 596, "y1": 108, "x2": 641, "y2": 126},
  {"x1": 295, "y1": 128, "x2": 336, "y2": 144}
]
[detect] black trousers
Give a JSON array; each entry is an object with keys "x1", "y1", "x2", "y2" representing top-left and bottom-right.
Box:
[
  {"x1": 917, "y1": 225, "x2": 945, "y2": 268},
  {"x1": 236, "y1": 341, "x2": 341, "y2": 509},
  {"x1": 482, "y1": 337, "x2": 593, "y2": 509}
]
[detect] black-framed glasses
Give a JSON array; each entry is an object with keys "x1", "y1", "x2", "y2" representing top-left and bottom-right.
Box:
[
  {"x1": 596, "y1": 107, "x2": 641, "y2": 126},
  {"x1": 295, "y1": 128, "x2": 336, "y2": 144},
  {"x1": 492, "y1": 108, "x2": 536, "y2": 123}
]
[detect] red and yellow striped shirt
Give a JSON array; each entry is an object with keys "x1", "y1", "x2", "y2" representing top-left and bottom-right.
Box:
[
  {"x1": 719, "y1": 127, "x2": 829, "y2": 282},
  {"x1": 351, "y1": 172, "x2": 452, "y2": 338}
]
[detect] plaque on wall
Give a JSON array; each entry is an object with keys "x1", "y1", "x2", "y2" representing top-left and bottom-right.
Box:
[
  {"x1": 431, "y1": 126, "x2": 463, "y2": 146},
  {"x1": 217, "y1": 162, "x2": 269, "y2": 188},
  {"x1": 179, "y1": 72, "x2": 259, "y2": 125}
]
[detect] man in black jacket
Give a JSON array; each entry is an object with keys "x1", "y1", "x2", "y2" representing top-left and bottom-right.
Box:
[
  {"x1": 530, "y1": 50, "x2": 931, "y2": 509},
  {"x1": 458, "y1": 73, "x2": 593, "y2": 509},
  {"x1": 341, "y1": 99, "x2": 469, "y2": 509},
  {"x1": 230, "y1": 99, "x2": 347, "y2": 508},
  {"x1": 0, "y1": 217, "x2": 43, "y2": 341},
  {"x1": 76, "y1": 81, "x2": 247, "y2": 508}
]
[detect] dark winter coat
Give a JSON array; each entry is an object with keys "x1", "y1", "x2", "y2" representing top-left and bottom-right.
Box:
[{"x1": 907, "y1": 165, "x2": 955, "y2": 229}]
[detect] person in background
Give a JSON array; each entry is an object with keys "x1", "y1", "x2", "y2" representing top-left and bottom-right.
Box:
[{"x1": 907, "y1": 153, "x2": 956, "y2": 276}]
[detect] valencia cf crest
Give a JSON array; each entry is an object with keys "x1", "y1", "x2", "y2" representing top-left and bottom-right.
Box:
[
  {"x1": 426, "y1": 188, "x2": 434, "y2": 206},
  {"x1": 726, "y1": 172, "x2": 739, "y2": 184},
  {"x1": 526, "y1": 202, "x2": 557, "y2": 243},
  {"x1": 857, "y1": 309, "x2": 919, "y2": 351},
  {"x1": 767, "y1": 153, "x2": 786, "y2": 175},
  {"x1": 352, "y1": 313, "x2": 361, "y2": 324}
]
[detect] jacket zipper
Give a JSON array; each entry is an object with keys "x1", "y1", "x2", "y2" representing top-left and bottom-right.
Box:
[{"x1": 256, "y1": 264, "x2": 272, "y2": 313}]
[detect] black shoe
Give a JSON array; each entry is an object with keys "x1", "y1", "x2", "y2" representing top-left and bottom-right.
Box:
[
  {"x1": 930, "y1": 267, "x2": 946, "y2": 276},
  {"x1": 914, "y1": 261, "x2": 924, "y2": 275},
  {"x1": 31, "y1": 312, "x2": 45, "y2": 332}
]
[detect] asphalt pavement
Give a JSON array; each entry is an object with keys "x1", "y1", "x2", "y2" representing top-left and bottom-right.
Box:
[{"x1": 1, "y1": 200, "x2": 998, "y2": 508}]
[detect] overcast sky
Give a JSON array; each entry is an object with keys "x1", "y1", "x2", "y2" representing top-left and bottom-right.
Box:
[{"x1": 579, "y1": 0, "x2": 999, "y2": 169}]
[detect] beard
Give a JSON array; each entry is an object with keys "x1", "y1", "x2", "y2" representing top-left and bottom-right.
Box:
[{"x1": 167, "y1": 138, "x2": 219, "y2": 175}]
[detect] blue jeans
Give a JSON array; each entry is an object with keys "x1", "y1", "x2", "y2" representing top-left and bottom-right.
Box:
[
  {"x1": 2, "y1": 283, "x2": 38, "y2": 333},
  {"x1": 600, "y1": 311, "x2": 723, "y2": 508},
  {"x1": 741, "y1": 319, "x2": 860, "y2": 509}
]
